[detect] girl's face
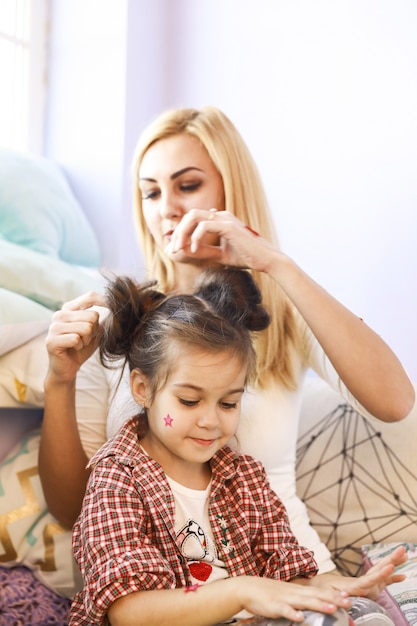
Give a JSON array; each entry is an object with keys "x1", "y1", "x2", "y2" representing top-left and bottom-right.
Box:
[
  {"x1": 138, "y1": 134, "x2": 225, "y2": 266},
  {"x1": 131, "y1": 346, "x2": 247, "y2": 489}
]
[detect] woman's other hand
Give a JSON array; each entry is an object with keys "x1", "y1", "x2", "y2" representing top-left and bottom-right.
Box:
[{"x1": 45, "y1": 291, "x2": 107, "y2": 384}]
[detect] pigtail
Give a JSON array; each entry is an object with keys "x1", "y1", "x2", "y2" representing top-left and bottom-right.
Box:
[
  {"x1": 100, "y1": 275, "x2": 165, "y2": 365},
  {"x1": 194, "y1": 268, "x2": 270, "y2": 332}
]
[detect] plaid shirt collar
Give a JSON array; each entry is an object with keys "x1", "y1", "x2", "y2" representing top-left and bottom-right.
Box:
[{"x1": 88, "y1": 417, "x2": 241, "y2": 486}]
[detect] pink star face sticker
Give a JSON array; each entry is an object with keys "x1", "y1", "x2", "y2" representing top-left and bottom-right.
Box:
[{"x1": 164, "y1": 414, "x2": 174, "y2": 427}]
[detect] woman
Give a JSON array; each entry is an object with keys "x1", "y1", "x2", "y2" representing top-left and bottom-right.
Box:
[{"x1": 39, "y1": 106, "x2": 414, "y2": 573}]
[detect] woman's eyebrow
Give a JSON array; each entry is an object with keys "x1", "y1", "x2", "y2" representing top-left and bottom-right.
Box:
[
  {"x1": 139, "y1": 166, "x2": 203, "y2": 183},
  {"x1": 171, "y1": 166, "x2": 203, "y2": 180}
]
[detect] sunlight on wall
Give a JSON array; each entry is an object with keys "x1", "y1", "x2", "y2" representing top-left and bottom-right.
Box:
[{"x1": 0, "y1": 0, "x2": 48, "y2": 153}]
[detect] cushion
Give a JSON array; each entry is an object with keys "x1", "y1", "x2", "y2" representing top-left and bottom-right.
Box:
[
  {"x1": 296, "y1": 378, "x2": 417, "y2": 576},
  {"x1": 362, "y1": 542, "x2": 417, "y2": 626},
  {"x1": 0, "y1": 288, "x2": 52, "y2": 327},
  {"x1": 0, "y1": 331, "x2": 50, "y2": 407},
  {"x1": 0, "y1": 148, "x2": 100, "y2": 267},
  {"x1": 0, "y1": 564, "x2": 71, "y2": 625},
  {"x1": 0, "y1": 240, "x2": 105, "y2": 312},
  {"x1": 234, "y1": 611, "x2": 352, "y2": 625},
  {"x1": 0, "y1": 408, "x2": 43, "y2": 463},
  {"x1": 0, "y1": 315, "x2": 51, "y2": 359},
  {"x1": 0, "y1": 429, "x2": 82, "y2": 598}
]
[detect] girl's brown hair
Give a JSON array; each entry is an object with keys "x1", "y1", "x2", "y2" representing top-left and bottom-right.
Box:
[{"x1": 100, "y1": 268, "x2": 270, "y2": 399}]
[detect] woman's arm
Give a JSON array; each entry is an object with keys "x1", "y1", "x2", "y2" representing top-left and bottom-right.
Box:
[
  {"x1": 39, "y1": 292, "x2": 107, "y2": 527},
  {"x1": 265, "y1": 252, "x2": 414, "y2": 421},
  {"x1": 168, "y1": 211, "x2": 415, "y2": 421},
  {"x1": 40, "y1": 376, "x2": 89, "y2": 527}
]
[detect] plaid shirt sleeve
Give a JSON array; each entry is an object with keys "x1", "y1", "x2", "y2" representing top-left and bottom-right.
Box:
[
  {"x1": 249, "y1": 458, "x2": 318, "y2": 580},
  {"x1": 210, "y1": 451, "x2": 318, "y2": 582},
  {"x1": 71, "y1": 457, "x2": 177, "y2": 625}
]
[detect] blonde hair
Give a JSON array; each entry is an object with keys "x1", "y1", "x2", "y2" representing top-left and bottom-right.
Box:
[{"x1": 132, "y1": 106, "x2": 308, "y2": 388}]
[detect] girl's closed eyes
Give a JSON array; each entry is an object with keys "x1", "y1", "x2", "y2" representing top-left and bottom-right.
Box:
[
  {"x1": 178, "y1": 397, "x2": 200, "y2": 407},
  {"x1": 221, "y1": 401, "x2": 239, "y2": 410},
  {"x1": 177, "y1": 398, "x2": 239, "y2": 410}
]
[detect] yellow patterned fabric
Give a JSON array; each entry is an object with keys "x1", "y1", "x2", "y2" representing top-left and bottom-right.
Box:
[
  {"x1": 0, "y1": 331, "x2": 49, "y2": 408},
  {"x1": 0, "y1": 428, "x2": 82, "y2": 599}
]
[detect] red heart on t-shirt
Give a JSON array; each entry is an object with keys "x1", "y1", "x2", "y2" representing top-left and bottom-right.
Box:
[{"x1": 189, "y1": 561, "x2": 212, "y2": 581}]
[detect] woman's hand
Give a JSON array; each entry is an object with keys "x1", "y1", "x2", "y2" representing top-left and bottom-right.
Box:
[
  {"x1": 45, "y1": 291, "x2": 108, "y2": 384},
  {"x1": 166, "y1": 208, "x2": 280, "y2": 274},
  {"x1": 315, "y1": 545, "x2": 407, "y2": 601}
]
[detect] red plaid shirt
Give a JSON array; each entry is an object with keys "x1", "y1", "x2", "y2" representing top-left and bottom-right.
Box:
[{"x1": 70, "y1": 418, "x2": 317, "y2": 625}]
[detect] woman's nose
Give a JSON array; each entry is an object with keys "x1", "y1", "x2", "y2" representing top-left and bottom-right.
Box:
[{"x1": 159, "y1": 193, "x2": 184, "y2": 219}]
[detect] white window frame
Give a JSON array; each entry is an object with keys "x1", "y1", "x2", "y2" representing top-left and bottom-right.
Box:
[{"x1": 0, "y1": 0, "x2": 49, "y2": 154}]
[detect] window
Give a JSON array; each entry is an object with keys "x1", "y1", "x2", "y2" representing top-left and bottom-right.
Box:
[{"x1": 0, "y1": 0, "x2": 48, "y2": 153}]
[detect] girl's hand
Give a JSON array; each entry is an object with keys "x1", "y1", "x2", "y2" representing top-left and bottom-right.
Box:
[
  {"x1": 236, "y1": 576, "x2": 351, "y2": 623},
  {"x1": 166, "y1": 208, "x2": 280, "y2": 274},
  {"x1": 316, "y1": 545, "x2": 407, "y2": 600},
  {"x1": 45, "y1": 291, "x2": 108, "y2": 383}
]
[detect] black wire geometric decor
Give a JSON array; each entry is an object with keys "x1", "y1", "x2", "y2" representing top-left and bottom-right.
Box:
[{"x1": 296, "y1": 402, "x2": 417, "y2": 576}]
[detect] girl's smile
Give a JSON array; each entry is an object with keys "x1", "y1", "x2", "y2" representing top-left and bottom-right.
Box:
[{"x1": 190, "y1": 438, "x2": 216, "y2": 447}]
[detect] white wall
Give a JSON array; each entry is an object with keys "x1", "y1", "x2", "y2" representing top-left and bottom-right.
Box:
[
  {"x1": 44, "y1": 0, "x2": 134, "y2": 272},
  {"x1": 45, "y1": 0, "x2": 417, "y2": 380}
]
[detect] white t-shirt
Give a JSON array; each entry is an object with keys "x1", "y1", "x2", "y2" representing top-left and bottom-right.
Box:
[
  {"x1": 165, "y1": 474, "x2": 252, "y2": 622},
  {"x1": 166, "y1": 476, "x2": 228, "y2": 583}
]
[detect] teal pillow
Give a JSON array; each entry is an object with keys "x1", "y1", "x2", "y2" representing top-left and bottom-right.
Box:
[
  {"x1": 0, "y1": 288, "x2": 52, "y2": 325},
  {"x1": 0, "y1": 240, "x2": 105, "y2": 311},
  {"x1": 0, "y1": 148, "x2": 101, "y2": 267}
]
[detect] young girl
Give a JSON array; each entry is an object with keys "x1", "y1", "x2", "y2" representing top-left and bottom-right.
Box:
[{"x1": 69, "y1": 268, "x2": 405, "y2": 626}]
